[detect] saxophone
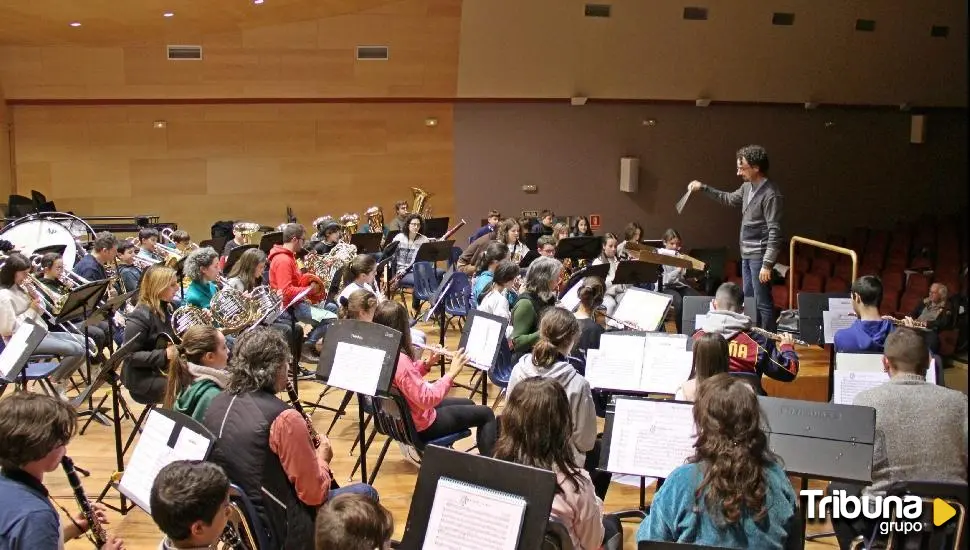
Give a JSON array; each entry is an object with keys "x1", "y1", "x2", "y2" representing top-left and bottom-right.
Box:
[{"x1": 61, "y1": 455, "x2": 109, "y2": 548}]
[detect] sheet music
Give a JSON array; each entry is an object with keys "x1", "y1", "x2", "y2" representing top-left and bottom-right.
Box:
[
  {"x1": 559, "y1": 279, "x2": 583, "y2": 312},
  {"x1": 833, "y1": 370, "x2": 888, "y2": 405},
  {"x1": 828, "y1": 297, "x2": 854, "y2": 315},
  {"x1": 423, "y1": 478, "x2": 526, "y2": 550},
  {"x1": 585, "y1": 345, "x2": 642, "y2": 392},
  {"x1": 606, "y1": 399, "x2": 696, "y2": 478},
  {"x1": 823, "y1": 310, "x2": 857, "y2": 344},
  {"x1": 836, "y1": 353, "x2": 937, "y2": 386},
  {"x1": 465, "y1": 316, "x2": 502, "y2": 371},
  {"x1": 118, "y1": 411, "x2": 210, "y2": 512},
  {"x1": 613, "y1": 290, "x2": 671, "y2": 332},
  {"x1": 0, "y1": 324, "x2": 35, "y2": 380},
  {"x1": 694, "y1": 313, "x2": 708, "y2": 330},
  {"x1": 327, "y1": 341, "x2": 386, "y2": 395},
  {"x1": 640, "y1": 348, "x2": 693, "y2": 395},
  {"x1": 675, "y1": 189, "x2": 692, "y2": 214}
]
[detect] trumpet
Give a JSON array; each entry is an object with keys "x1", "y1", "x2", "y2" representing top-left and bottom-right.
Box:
[
  {"x1": 412, "y1": 342, "x2": 491, "y2": 370},
  {"x1": 882, "y1": 316, "x2": 929, "y2": 330},
  {"x1": 750, "y1": 326, "x2": 810, "y2": 346},
  {"x1": 159, "y1": 227, "x2": 198, "y2": 253}
]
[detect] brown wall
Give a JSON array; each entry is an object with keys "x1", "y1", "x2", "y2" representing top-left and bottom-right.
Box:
[
  {"x1": 0, "y1": 81, "x2": 10, "y2": 200},
  {"x1": 452, "y1": 103, "x2": 968, "y2": 255},
  {"x1": 11, "y1": 103, "x2": 454, "y2": 239}
]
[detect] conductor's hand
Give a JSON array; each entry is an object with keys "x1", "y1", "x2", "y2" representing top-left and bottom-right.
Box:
[
  {"x1": 446, "y1": 348, "x2": 469, "y2": 378},
  {"x1": 779, "y1": 332, "x2": 795, "y2": 347},
  {"x1": 165, "y1": 344, "x2": 178, "y2": 361},
  {"x1": 759, "y1": 267, "x2": 772, "y2": 284},
  {"x1": 688, "y1": 180, "x2": 704, "y2": 192}
]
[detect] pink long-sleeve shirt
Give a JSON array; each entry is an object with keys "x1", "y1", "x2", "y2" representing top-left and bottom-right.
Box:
[{"x1": 392, "y1": 352, "x2": 454, "y2": 432}]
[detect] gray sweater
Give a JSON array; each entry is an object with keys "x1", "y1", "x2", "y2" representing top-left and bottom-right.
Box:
[
  {"x1": 853, "y1": 373, "x2": 968, "y2": 495},
  {"x1": 702, "y1": 179, "x2": 784, "y2": 267}
]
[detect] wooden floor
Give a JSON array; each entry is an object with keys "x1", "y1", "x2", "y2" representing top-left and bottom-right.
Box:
[{"x1": 19, "y1": 318, "x2": 846, "y2": 549}]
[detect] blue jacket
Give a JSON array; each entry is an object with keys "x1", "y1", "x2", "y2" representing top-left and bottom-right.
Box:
[
  {"x1": 0, "y1": 470, "x2": 61, "y2": 549},
  {"x1": 637, "y1": 462, "x2": 797, "y2": 549},
  {"x1": 468, "y1": 224, "x2": 494, "y2": 244},
  {"x1": 834, "y1": 319, "x2": 894, "y2": 353}
]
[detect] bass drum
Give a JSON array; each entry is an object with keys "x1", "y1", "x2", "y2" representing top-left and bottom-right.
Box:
[{"x1": 0, "y1": 215, "x2": 92, "y2": 268}]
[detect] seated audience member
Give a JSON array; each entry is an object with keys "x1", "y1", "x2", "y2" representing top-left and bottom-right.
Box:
[
  {"x1": 637, "y1": 374, "x2": 797, "y2": 548},
  {"x1": 831, "y1": 328, "x2": 968, "y2": 549},
  {"x1": 183, "y1": 247, "x2": 221, "y2": 310},
  {"x1": 315, "y1": 493, "x2": 394, "y2": 550},
  {"x1": 372, "y1": 301, "x2": 499, "y2": 456},
  {"x1": 676, "y1": 333, "x2": 731, "y2": 401},
  {"x1": 221, "y1": 222, "x2": 250, "y2": 258},
  {"x1": 907, "y1": 282, "x2": 954, "y2": 354},
  {"x1": 0, "y1": 393, "x2": 124, "y2": 549},
  {"x1": 532, "y1": 210, "x2": 556, "y2": 236},
  {"x1": 495, "y1": 377, "x2": 621, "y2": 550},
  {"x1": 571, "y1": 216, "x2": 594, "y2": 237},
  {"x1": 570, "y1": 276, "x2": 606, "y2": 377},
  {"x1": 520, "y1": 234, "x2": 557, "y2": 269},
  {"x1": 834, "y1": 275, "x2": 894, "y2": 353},
  {"x1": 123, "y1": 265, "x2": 180, "y2": 404},
  {"x1": 509, "y1": 307, "x2": 610, "y2": 499},
  {"x1": 696, "y1": 282, "x2": 798, "y2": 383},
  {"x1": 115, "y1": 240, "x2": 142, "y2": 296},
  {"x1": 150, "y1": 460, "x2": 229, "y2": 550},
  {"x1": 468, "y1": 209, "x2": 502, "y2": 244},
  {"x1": 163, "y1": 326, "x2": 230, "y2": 422},
  {"x1": 457, "y1": 218, "x2": 519, "y2": 276},
  {"x1": 510, "y1": 256, "x2": 563, "y2": 363},
  {"x1": 472, "y1": 241, "x2": 510, "y2": 304},
  {"x1": 74, "y1": 231, "x2": 119, "y2": 282},
  {"x1": 203, "y1": 328, "x2": 378, "y2": 550},
  {"x1": 657, "y1": 228, "x2": 702, "y2": 333}
]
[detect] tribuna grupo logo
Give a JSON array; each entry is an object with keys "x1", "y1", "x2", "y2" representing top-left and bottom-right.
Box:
[{"x1": 802, "y1": 489, "x2": 957, "y2": 536}]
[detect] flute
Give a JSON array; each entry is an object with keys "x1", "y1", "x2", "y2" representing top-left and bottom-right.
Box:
[
  {"x1": 62, "y1": 456, "x2": 109, "y2": 548},
  {"x1": 285, "y1": 381, "x2": 322, "y2": 449},
  {"x1": 412, "y1": 342, "x2": 491, "y2": 370},
  {"x1": 882, "y1": 316, "x2": 929, "y2": 330},
  {"x1": 601, "y1": 313, "x2": 643, "y2": 331},
  {"x1": 749, "y1": 326, "x2": 810, "y2": 346}
]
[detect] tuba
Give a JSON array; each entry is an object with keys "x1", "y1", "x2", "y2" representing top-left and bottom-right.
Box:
[
  {"x1": 365, "y1": 206, "x2": 384, "y2": 234},
  {"x1": 235, "y1": 222, "x2": 262, "y2": 245},
  {"x1": 339, "y1": 213, "x2": 360, "y2": 242},
  {"x1": 411, "y1": 187, "x2": 433, "y2": 219}
]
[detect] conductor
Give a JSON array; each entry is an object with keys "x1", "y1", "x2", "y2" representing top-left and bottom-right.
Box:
[{"x1": 687, "y1": 145, "x2": 783, "y2": 331}]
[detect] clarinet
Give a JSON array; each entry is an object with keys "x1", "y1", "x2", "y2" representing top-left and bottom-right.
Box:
[
  {"x1": 286, "y1": 381, "x2": 321, "y2": 448},
  {"x1": 61, "y1": 456, "x2": 108, "y2": 548},
  {"x1": 220, "y1": 523, "x2": 245, "y2": 550}
]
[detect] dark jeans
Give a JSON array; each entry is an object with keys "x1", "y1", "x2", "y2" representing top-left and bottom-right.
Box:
[
  {"x1": 419, "y1": 397, "x2": 498, "y2": 457},
  {"x1": 662, "y1": 285, "x2": 702, "y2": 333},
  {"x1": 741, "y1": 257, "x2": 775, "y2": 331}
]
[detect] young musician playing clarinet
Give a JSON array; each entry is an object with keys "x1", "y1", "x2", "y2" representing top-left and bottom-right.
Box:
[
  {"x1": 0, "y1": 393, "x2": 124, "y2": 549},
  {"x1": 657, "y1": 228, "x2": 702, "y2": 333}
]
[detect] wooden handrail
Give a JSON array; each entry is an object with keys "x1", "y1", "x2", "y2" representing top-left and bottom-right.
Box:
[{"x1": 788, "y1": 236, "x2": 858, "y2": 306}]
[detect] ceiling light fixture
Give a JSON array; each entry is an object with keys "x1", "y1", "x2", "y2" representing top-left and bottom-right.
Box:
[
  {"x1": 163, "y1": 12, "x2": 174, "y2": 17},
  {"x1": 253, "y1": 0, "x2": 264, "y2": 4},
  {"x1": 69, "y1": 22, "x2": 82, "y2": 27}
]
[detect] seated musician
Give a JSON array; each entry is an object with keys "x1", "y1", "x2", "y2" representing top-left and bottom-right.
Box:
[
  {"x1": 495, "y1": 377, "x2": 620, "y2": 550},
  {"x1": 471, "y1": 241, "x2": 509, "y2": 304},
  {"x1": 122, "y1": 265, "x2": 179, "y2": 404},
  {"x1": 338, "y1": 255, "x2": 383, "y2": 303},
  {"x1": 531, "y1": 209, "x2": 556, "y2": 236},
  {"x1": 457, "y1": 218, "x2": 519, "y2": 276},
  {"x1": 221, "y1": 222, "x2": 250, "y2": 258},
  {"x1": 552, "y1": 222, "x2": 570, "y2": 244},
  {"x1": 162, "y1": 326, "x2": 229, "y2": 422},
  {"x1": 183, "y1": 247, "x2": 220, "y2": 310},
  {"x1": 268, "y1": 223, "x2": 332, "y2": 362},
  {"x1": 831, "y1": 328, "x2": 968, "y2": 549},
  {"x1": 202, "y1": 328, "x2": 378, "y2": 550},
  {"x1": 520, "y1": 234, "x2": 556, "y2": 269},
  {"x1": 164, "y1": 230, "x2": 194, "y2": 254},
  {"x1": 570, "y1": 216, "x2": 594, "y2": 237},
  {"x1": 834, "y1": 275, "x2": 894, "y2": 353},
  {"x1": 150, "y1": 461, "x2": 230, "y2": 550},
  {"x1": 637, "y1": 374, "x2": 797, "y2": 548},
  {"x1": 137, "y1": 227, "x2": 162, "y2": 262},
  {"x1": 315, "y1": 493, "x2": 395, "y2": 550},
  {"x1": 468, "y1": 209, "x2": 501, "y2": 244},
  {"x1": 38, "y1": 252, "x2": 111, "y2": 361},
  {"x1": 478, "y1": 260, "x2": 520, "y2": 330},
  {"x1": 372, "y1": 301, "x2": 498, "y2": 456},
  {"x1": 312, "y1": 219, "x2": 343, "y2": 255},
  {"x1": 74, "y1": 231, "x2": 118, "y2": 282},
  {"x1": 115, "y1": 241, "x2": 142, "y2": 297},
  {"x1": 570, "y1": 277, "x2": 606, "y2": 377},
  {"x1": 696, "y1": 282, "x2": 798, "y2": 384},
  {"x1": 509, "y1": 307, "x2": 610, "y2": 499},
  {"x1": 675, "y1": 333, "x2": 731, "y2": 401},
  {"x1": 906, "y1": 282, "x2": 953, "y2": 354},
  {"x1": 591, "y1": 233, "x2": 629, "y2": 320},
  {"x1": 225, "y1": 248, "x2": 267, "y2": 293},
  {"x1": 510, "y1": 256, "x2": 563, "y2": 363},
  {"x1": 391, "y1": 214, "x2": 430, "y2": 310},
  {"x1": 616, "y1": 222, "x2": 643, "y2": 260},
  {"x1": 0, "y1": 393, "x2": 125, "y2": 550},
  {"x1": 0, "y1": 253, "x2": 88, "y2": 392},
  {"x1": 385, "y1": 200, "x2": 409, "y2": 233},
  {"x1": 657, "y1": 228, "x2": 702, "y2": 334}
]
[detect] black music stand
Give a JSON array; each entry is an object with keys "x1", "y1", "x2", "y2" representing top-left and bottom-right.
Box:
[
  {"x1": 199, "y1": 237, "x2": 228, "y2": 255},
  {"x1": 398, "y1": 446, "x2": 557, "y2": 550},
  {"x1": 316, "y1": 320, "x2": 401, "y2": 484},
  {"x1": 614, "y1": 260, "x2": 663, "y2": 288},
  {"x1": 31, "y1": 244, "x2": 68, "y2": 257},
  {"x1": 0, "y1": 319, "x2": 48, "y2": 388},
  {"x1": 415, "y1": 239, "x2": 454, "y2": 282},
  {"x1": 795, "y1": 292, "x2": 850, "y2": 346},
  {"x1": 385, "y1": 229, "x2": 402, "y2": 245},
  {"x1": 421, "y1": 268, "x2": 459, "y2": 378},
  {"x1": 422, "y1": 217, "x2": 449, "y2": 239},
  {"x1": 259, "y1": 231, "x2": 283, "y2": 254},
  {"x1": 523, "y1": 232, "x2": 541, "y2": 252},
  {"x1": 350, "y1": 233, "x2": 382, "y2": 254},
  {"x1": 555, "y1": 236, "x2": 602, "y2": 262},
  {"x1": 558, "y1": 263, "x2": 611, "y2": 300},
  {"x1": 458, "y1": 309, "x2": 509, "y2": 405},
  {"x1": 681, "y1": 296, "x2": 756, "y2": 335},
  {"x1": 223, "y1": 244, "x2": 257, "y2": 275},
  {"x1": 55, "y1": 280, "x2": 111, "y2": 416}
]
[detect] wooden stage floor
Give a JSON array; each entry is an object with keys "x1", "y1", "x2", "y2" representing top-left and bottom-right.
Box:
[{"x1": 35, "y1": 319, "x2": 844, "y2": 549}]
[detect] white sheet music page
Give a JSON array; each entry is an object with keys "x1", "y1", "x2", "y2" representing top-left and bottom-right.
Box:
[
  {"x1": 640, "y1": 341, "x2": 693, "y2": 395},
  {"x1": 465, "y1": 316, "x2": 502, "y2": 371},
  {"x1": 327, "y1": 341, "x2": 386, "y2": 395},
  {"x1": 833, "y1": 370, "x2": 888, "y2": 404},
  {"x1": 606, "y1": 399, "x2": 695, "y2": 478},
  {"x1": 613, "y1": 290, "x2": 671, "y2": 332},
  {"x1": 118, "y1": 411, "x2": 179, "y2": 512},
  {"x1": 422, "y1": 477, "x2": 526, "y2": 550},
  {"x1": 586, "y1": 333, "x2": 646, "y2": 391},
  {"x1": 823, "y1": 310, "x2": 857, "y2": 344},
  {"x1": 559, "y1": 279, "x2": 583, "y2": 312},
  {"x1": 836, "y1": 353, "x2": 936, "y2": 386},
  {"x1": 0, "y1": 324, "x2": 35, "y2": 380}
]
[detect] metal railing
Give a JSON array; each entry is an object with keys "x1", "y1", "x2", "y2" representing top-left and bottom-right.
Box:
[{"x1": 788, "y1": 236, "x2": 858, "y2": 306}]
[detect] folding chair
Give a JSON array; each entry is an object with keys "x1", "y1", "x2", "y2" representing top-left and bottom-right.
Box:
[{"x1": 227, "y1": 483, "x2": 274, "y2": 550}]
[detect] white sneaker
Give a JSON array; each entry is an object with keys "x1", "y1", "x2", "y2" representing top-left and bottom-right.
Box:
[{"x1": 397, "y1": 442, "x2": 422, "y2": 466}]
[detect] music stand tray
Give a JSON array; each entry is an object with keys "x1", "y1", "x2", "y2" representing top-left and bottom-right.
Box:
[
  {"x1": 349, "y1": 233, "x2": 382, "y2": 254},
  {"x1": 522, "y1": 232, "x2": 541, "y2": 252},
  {"x1": 54, "y1": 280, "x2": 110, "y2": 326},
  {"x1": 681, "y1": 296, "x2": 756, "y2": 335},
  {"x1": 259, "y1": 231, "x2": 283, "y2": 254},
  {"x1": 70, "y1": 336, "x2": 141, "y2": 407},
  {"x1": 315, "y1": 320, "x2": 401, "y2": 396},
  {"x1": 422, "y1": 217, "x2": 450, "y2": 239},
  {"x1": 223, "y1": 244, "x2": 258, "y2": 274}
]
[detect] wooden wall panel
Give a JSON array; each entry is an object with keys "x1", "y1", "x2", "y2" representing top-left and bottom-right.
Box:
[
  {"x1": 11, "y1": 103, "x2": 454, "y2": 240},
  {"x1": 0, "y1": 81, "x2": 11, "y2": 199}
]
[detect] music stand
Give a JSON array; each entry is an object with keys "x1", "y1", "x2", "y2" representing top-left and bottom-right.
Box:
[
  {"x1": 223, "y1": 244, "x2": 257, "y2": 275},
  {"x1": 558, "y1": 263, "x2": 611, "y2": 300},
  {"x1": 555, "y1": 236, "x2": 602, "y2": 261},
  {"x1": 350, "y1": 233, "x2": 382, "y2": 254},
  {"x1": 316, "y1": 320, "x2": 401, "y2": 484},
  {"x1": 422, "y1": 217, "x2": 449, "y2": 239},
  {"x1": 796, "y1": 292, "x2": 850, "y2": 346},
  {"x1": 681, "y1": 296, "x2": 756, "y2": 335},
  {"x1": 522, "y1": 232, "x2": 540, "y2": 252},
  {"x1": 385, "y1": 229, "x2": 402, "y2": 245},
  {"x1": 32, "y1": 244, "x2": 68, "y2": 257},
  {"x1": 614, "y1": 260, "x2": 663, "y2": 288},
  {"x1": 259, "y1": 231, "x2": 283, "y2": 254},
  {"x1": 199, "y1": 237, "x2": 228, "y2": 255},
  {"x1": 55, "y1": 280, "x2": 110, "y2": 413},
  {"x1": 0, "y1": 319, "x2": 48, "y2": 387},
  {"x1": 174, "y1": 256, "x2": 188, "y2": 301},
  {"x1": 398, "y1": 446, "x2": 557, "y2": 550},
  {"x1": 458, "y1": 310, "x2": 509, "y2": 405}
]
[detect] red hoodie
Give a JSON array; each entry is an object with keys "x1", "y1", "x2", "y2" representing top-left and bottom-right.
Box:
[{"x1": 268, "y1": 244, "x2": 309, "y2": 306}]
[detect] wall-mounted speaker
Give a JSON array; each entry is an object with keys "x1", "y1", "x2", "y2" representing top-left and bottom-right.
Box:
[
  {"x1": 910, "y1": 115, "x2": 926, "y2": 144},
  {"x1": 620, "y1": 157, "x2": 639, "y2": 193}
]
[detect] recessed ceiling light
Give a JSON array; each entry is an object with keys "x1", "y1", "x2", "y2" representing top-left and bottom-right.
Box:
[
  {"x1": 69, "y1": 22, "x2": 82, "y2": 27},
  {"x1": 163, "y1": 12, "x2": 175, "y2": 17},
  {"x1": 253, "y1": 0, "x2": 264, "y2": 4}
]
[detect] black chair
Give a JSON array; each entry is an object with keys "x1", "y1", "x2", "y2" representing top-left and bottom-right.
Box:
[
  {"x1": 866, "y1": 481, "x2": 968, "y2": 550},
  {"x1": 542, "y1": 518, "x2": 575, "y2": 550},
  {"x1": 227, "y1": 483, "x2": 273, "y2": 550},
  {"x1": 6, "y1": 194, "x2": 35, "y2": 217}
]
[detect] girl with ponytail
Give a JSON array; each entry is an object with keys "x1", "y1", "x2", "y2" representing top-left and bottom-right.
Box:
[
  {"x1": 162, "y1": 326, "x2": 230, "y2": 421},
  {"x1": 570, "y1": 276, "x2": 606, "y2": 376},
  {"x1": 471, "y1": 241, "x2": 509, "y2": 304}
]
